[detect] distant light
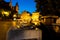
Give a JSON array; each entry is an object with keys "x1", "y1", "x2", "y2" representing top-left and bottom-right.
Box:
[
  {"x1": 35, "y1": 22, "x2": 38, "y2": 25},
  {"x1": 13, "y1": 18, "x2": 16, "y2": 21},
  {"x1": 13, "y1": 14, "x2": 17, "y2": 17},
  {"x1": 56, "y1": 18, "x2": 60, "y2": 24},
  {"x1": 35, "y1": 28, "x2": 39, "y2": 30},
  {"x1": 2, "y1": 11, "x2": 9, "y2": 16},
  {"x1": 17, "y1": 25, "x2": 20, "y2": 28}
]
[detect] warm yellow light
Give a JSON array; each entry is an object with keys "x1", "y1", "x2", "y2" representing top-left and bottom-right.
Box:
[
  {"x1": 2, "y1": 11, "x2": 9, "y2": 16},
  {"x1": 54, "y1": 26, "x2": 59, "y2": 32},
  {"x1": 56, "y1": 18, "x2": 60, "y2": 24},
  {"x1": 32, "y1": 12, "x2": 40, "y2": 25},
  {"x1": 13, "y1": 14, "x2": 17, "y2": 17},
  {"x1": 35, "y1": 28, "x2": 39, "y2": 30},
  {"x1": 12, "y1": 21, "x2": 16, "y2": 27},
  {"x1": 13, "y1": 18, "x2": 16, "y2": 20},
  {"x1": 17, "y1": 25, "x2": 20, "y2": 28},
  {"x1": 33, "y1": 21, "x2": 40, "y2": 25},
  {"x1": 32, "y1": 12, "x2": 40, "y2": 20},
  {"x1": 35, "y1": 22, "x2": 38, "y2": 25},
  {"x1": 21, "y1": 12, "x2": 31, "y2": 23}
]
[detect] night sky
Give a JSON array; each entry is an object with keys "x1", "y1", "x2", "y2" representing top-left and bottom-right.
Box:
[{"x1": 4, "y1": 0, "x2": 36, "y2": 14}]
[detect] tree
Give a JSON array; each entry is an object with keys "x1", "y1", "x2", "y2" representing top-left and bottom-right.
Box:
[{"x1": 35, "y1": 0, "x2": 60, "y2": 16}]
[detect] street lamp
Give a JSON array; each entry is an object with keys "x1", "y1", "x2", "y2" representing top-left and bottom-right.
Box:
[
  {"x1": 13, "y1": 14, "x2": 17, "y2": 17},
  {"x1": 13, "y1": 18, "x2": 16, "y2": 21},
  {"x1": 13, "y1": 14, "x2": 17, "y2": 21}
]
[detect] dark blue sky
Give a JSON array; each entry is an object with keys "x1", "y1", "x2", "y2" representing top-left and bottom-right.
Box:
[{"x1": 4, "y1": 0, "x2": 36, "y2": 14}]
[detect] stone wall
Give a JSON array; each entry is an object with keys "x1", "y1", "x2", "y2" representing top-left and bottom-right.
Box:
[{"x1": 7, "y1": 30, "x2": 42, "y2": 40}]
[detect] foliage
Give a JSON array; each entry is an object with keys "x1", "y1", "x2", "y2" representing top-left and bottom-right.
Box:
[{"x1": 35, "y1": 0, "x2": 60, "y2": 16}]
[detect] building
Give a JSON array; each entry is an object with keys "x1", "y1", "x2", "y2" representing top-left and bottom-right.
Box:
[{"x1": 0, "y1": 0, "x2": 19, "y2": 20}]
